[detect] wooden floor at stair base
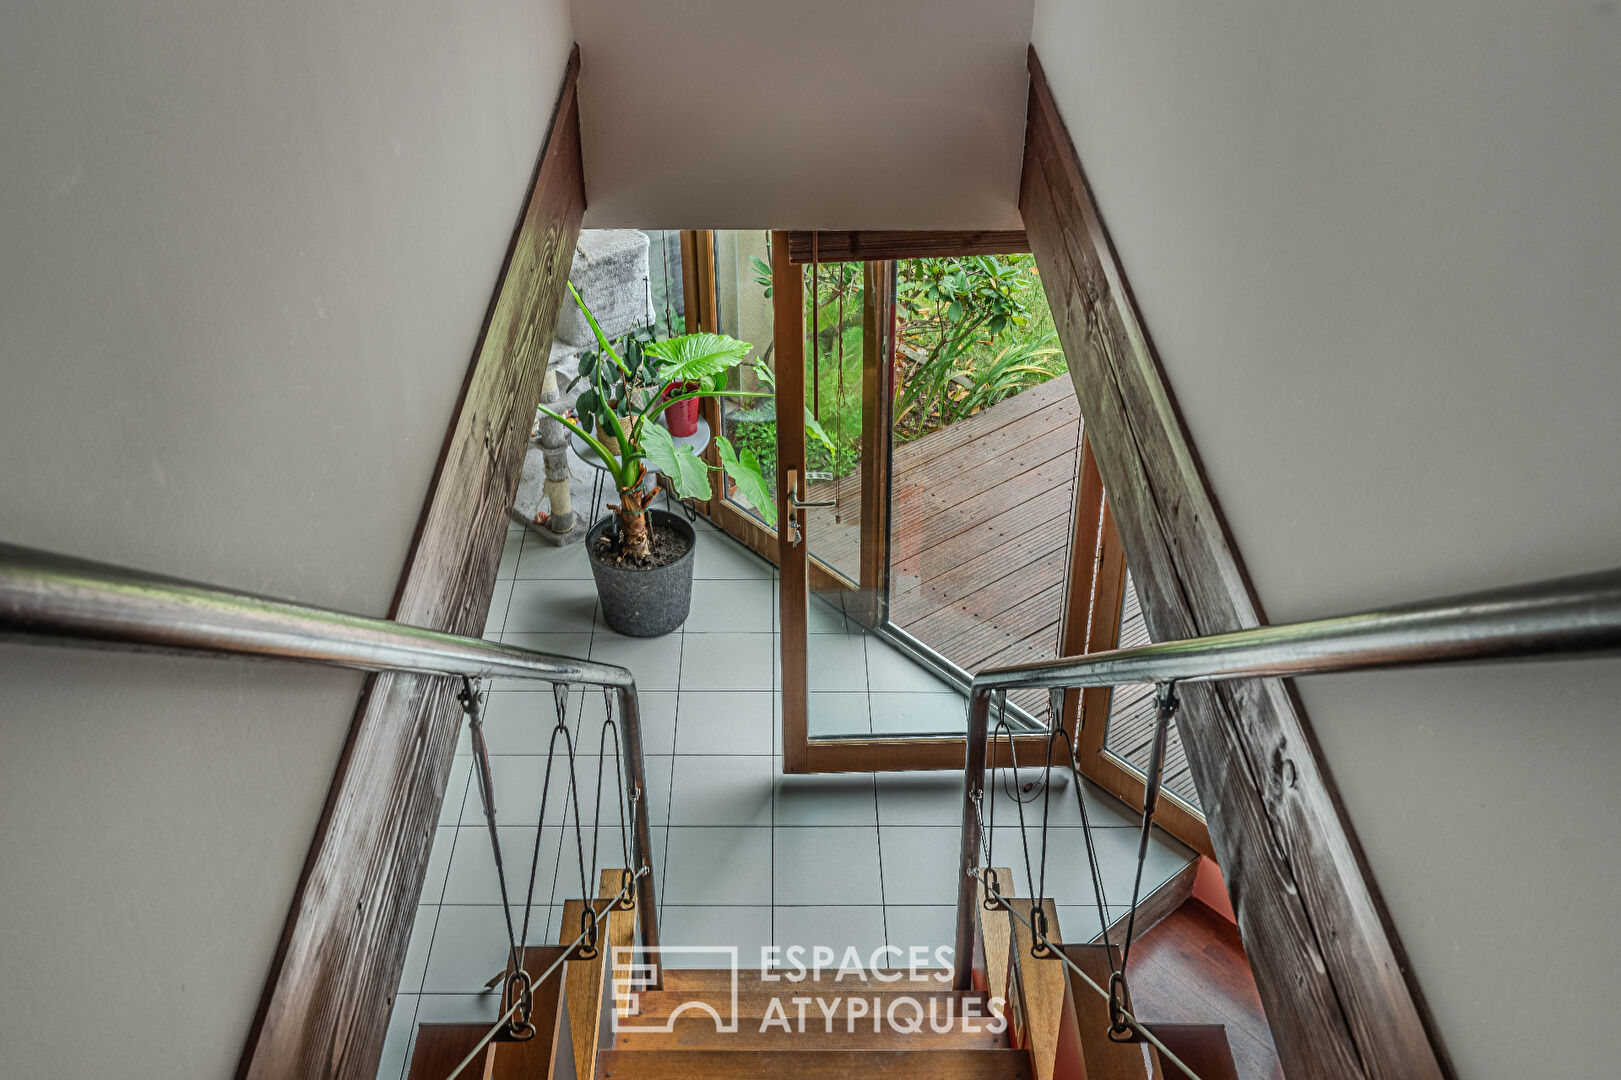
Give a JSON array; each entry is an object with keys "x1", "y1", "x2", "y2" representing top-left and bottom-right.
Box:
[{"x1": 598, "y1": 1048, "x2": 1034, "y2": 1079}]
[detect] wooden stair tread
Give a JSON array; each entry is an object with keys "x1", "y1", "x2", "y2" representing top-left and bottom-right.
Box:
[
  {"x1": 404, "y1": 1024, "x2": 492, "y2": 1080},
  {"x1": 612, "y1": 1023, "x2": 1009, "y2": 1051},
  {"x1": 660, "y1": 968, "x2": 955, "y2": 991},
  {"x1": 1144, "y1": 1023, "x2": 1240, "y2": 1080},
  {"x1": 599, "y1": 1048, "x2": 1033, "y2": 1079},
  {"x1": 630, "y1": 988, "x2": 991, "y2": 1018}
]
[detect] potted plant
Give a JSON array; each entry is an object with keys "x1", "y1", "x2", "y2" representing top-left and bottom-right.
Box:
[{"x1": 538, "y1": 286, "x2": 776, "y2": 636}]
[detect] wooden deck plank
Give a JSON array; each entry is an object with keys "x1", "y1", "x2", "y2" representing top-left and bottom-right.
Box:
[{"x1": 891, "y1": 515, "x2": 1072, "y2": 625}]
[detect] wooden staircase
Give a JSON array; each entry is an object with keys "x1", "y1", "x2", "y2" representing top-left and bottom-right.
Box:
[{"x1": 404, "y1": 869, "x2": 1242, "y2": 1080}]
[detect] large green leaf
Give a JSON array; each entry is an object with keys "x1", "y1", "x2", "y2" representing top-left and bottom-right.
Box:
[
  {"x1": 715, "y1": 436, "x2": 777, "y2": 527},
  {"x1": 644, "y1": 332, "x2": 752, "y2": 387},
  {"x1": 570, "y1": 284, "x2": 629, "y2": 375},
  {"x1": 804, "y1": 409, "x2": 837, "y2": 461},
  {"x1": 640, "y1": 419, "x2": 712, "y2": 501}
]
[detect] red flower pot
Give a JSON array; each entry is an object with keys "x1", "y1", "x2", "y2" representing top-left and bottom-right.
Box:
[{"x1": 661, "y1": 381, "x2": 701, "y2": 437}]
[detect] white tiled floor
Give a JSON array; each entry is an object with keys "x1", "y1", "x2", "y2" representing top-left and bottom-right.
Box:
[{"x1": 379, "y1": 514, "x2": 1194, "y2": 1078}]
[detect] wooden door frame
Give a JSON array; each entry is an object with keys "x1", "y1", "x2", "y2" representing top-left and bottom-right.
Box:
[
  {"x1": 1075, "y1": 496, "x2": 1214, "y2": 857},
  {"x1": 771, "y1": 234, "x2": 1093, "y2": 774},
  {"x1": 1022, "y1": 44, "x2": 1450, "y2": 1080}
]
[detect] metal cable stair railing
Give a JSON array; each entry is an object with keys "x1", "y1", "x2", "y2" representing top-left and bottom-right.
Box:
[
  {"x1": 953, "y1": 567, "x2": 1621, "y2": 1079},
  {"x1": 0, "y1": 541, "x2": 662, "y2": 1074}
]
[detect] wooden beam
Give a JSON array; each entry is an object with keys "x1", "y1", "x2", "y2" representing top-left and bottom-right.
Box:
[
  {"x1": 236, "y1": 47, "x2": 586, "y2": 1080},
  {"x1": 1021, "y1": 45, "x2": 1450, "y2": 1080},
  {"x1": 856, "y1": 260, "x2": 894, "y2": 627},
  {"x1": 786, "y1": 230, "x2": 1030, "y2": 264},
  {"x1": 773, "y1": 232, "x2": 810, "y2": 773}
]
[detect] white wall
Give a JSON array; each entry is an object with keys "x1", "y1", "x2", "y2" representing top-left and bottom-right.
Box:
[
  {"x1": 0, "y1": 0, "x2": 573, "y2": 1074},
  {"x1": 1032, "y1": 1, "x2": 1621, "y2": 1075},
  {"x1": 571, "y1": 0, "x2": 1032, "y2": 229}
]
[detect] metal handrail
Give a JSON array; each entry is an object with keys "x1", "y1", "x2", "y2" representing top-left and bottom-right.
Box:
[
  {"x1": 953, "y1": 566, "x2": 1621, "y2": 988},
  {"x1": 0, "y1": 541, "x2": 660, "y2": 959}
]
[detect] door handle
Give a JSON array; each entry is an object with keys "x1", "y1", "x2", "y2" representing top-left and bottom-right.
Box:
[
  {"x1": 785, "y1": 469, "x2": 835, "y2": 547},
  {"x1": 785, "y1": 468, "x2": 836, "y2": 509}
]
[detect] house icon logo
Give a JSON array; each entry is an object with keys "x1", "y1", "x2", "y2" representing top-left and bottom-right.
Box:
[{"x1": 611, "y1": 945, "x2": 740, "y2": 1033}]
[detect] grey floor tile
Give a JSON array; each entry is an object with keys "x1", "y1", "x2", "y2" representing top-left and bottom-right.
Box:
[
  {"x1": 398, "y1": 907, "x2": 437, "y2": 993},
  {"x1": 685, "y1": 579, "x2": 775, "y2": 633},
  {"x1": 415, "y1": 993, "x2": 502, "y2": 1026},
  {"x1": 439, "y1": 755, "x2": 473, "y2": 826},
  {"x1": 774, "y1": 771, "x2": 877, "y2": 826},
  {"x1": 663, "y1": 827, "x2": 773, "y2": 905},
  {"x1": 883, "y1": 905, "x2": 958, "y2": 961},
  {"x1": 772, "y1": 905, "x2": 888, "y2": 965},
  {"x1": 989, "y1": 823, "x2": 1192, "y2": 910},
  {"x1": 420, "y1": 826, "x2": 457, "y2": 903},
  {"x1": 589, "y1": 630, "x2": 683, "y2": 691},
  {"x1": 496, "y1": 531, "x2": 523, "y2": 580},
  {"x1": 442, "y1": 825, "x2": 562, "y2": 906},
  {"x1": 675, "y1": 691, "x2": 774, "y2": 754},
  {"x1": 376, "y1": 994, "x2": 418, "y2": 1080},
  {"x1": 693, "y1": 530, "x2": 776, "y2": 580},
  {"x1": 680, "y1": 633, "x2": 774, "y2": 690},
  {"x1": 515, "y1": 535, "x2": 594, "y2": 579},
  {"x1": 1053, "y1": 905, "x2": 1134, "y2": 943},
  {"x1": 505, "y1": 578, "x2": 599, "y2": 633},
  {"x1": 658, "y1": 905, "x2": 774, "y2": 969},
  {"x1": 804, "y1": 594, "x2": 861, "y2": 634},
  {"x1": 775, "y1": 826, "x2": 882, "y2": 905},
  {"x1": 806, "y1": 692, "x2": 872, "y2": 737},
  {"x1": 989, "y1": 771, "x2": 1141, "y2": 830},
  {"x1": 573, "y1": 689, "x2": 678, "y2": 757},
  {"x1": 668, "y1": 754, "x2": 774, "y2": 826},
  {"x1": 865, "y1": 637, "x2": 957, "y2": 693},
  {"x1": 421, "y1": 904, "x2": 519, "y2": 993},
  {"x1": 460, "y1": 755, "x2": 572, "y2": 825},
  {"x1": 483, "y1": 580, "x2": 514, "y2": 639},
  {"x1": 807, "y1": 634, "x2": 869, "y2": 691},
  {"x1": 479, "y1": 690, "x2": 574, "y2": 755},
  {"x1": 878, "y1": 826, "x2": 962, "y2": 906},
  {"x1": 869, "y1": 691, "x2": 966, "y2": 735},
  {"x1": 876, "y1": 772, "x2": 963, "y2": 826}
]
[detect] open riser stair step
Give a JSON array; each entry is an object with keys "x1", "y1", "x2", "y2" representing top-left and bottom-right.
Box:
[{"x1": 404, "y1": 866, "x2": 1243, "y2": 1080}]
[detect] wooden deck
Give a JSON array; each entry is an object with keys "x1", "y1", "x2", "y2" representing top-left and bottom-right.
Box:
[
  {"x1": 807, "y1": 376, "x2": 1082, "y2": 722},
  {"x1": 805, "y1": 375, "x2": 1200, "y2": 808}
]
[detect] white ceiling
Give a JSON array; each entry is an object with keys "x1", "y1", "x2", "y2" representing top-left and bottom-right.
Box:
[{"x1": 571, "y1": 0, "x2": 1034, "y2": 229}]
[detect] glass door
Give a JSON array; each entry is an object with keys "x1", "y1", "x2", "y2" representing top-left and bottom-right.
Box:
[{"x1": 772, "y1": 234, "x2": 1088, "y2": 773}]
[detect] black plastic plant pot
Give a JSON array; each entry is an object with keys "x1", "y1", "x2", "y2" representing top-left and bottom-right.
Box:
[{"x1": 586, "y1": 508, "x2": 696, "y2": 637}]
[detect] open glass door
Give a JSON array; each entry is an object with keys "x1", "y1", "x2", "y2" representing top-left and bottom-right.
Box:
[{"x1": 771, "y1": 233, "x2": 1096, "y2": 772}]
